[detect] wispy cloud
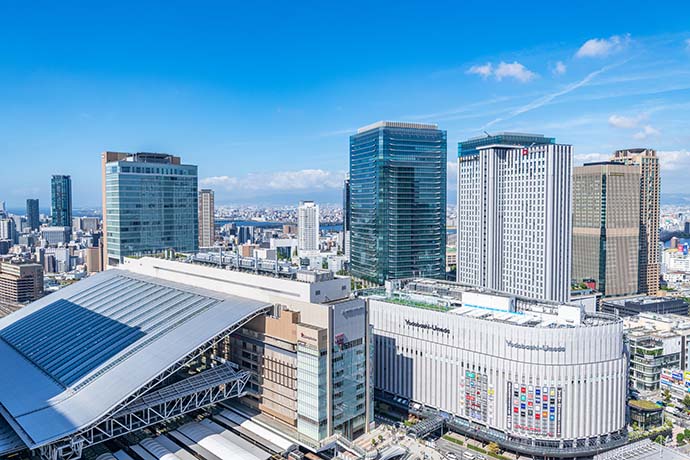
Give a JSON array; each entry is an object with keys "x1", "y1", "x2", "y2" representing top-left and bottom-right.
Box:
[
  {"x1": 608, "y1": 114, "x2": 646, "y2": 129},
  {"x1": 485, "y1": 62, "x2": 618, "y2": 128},
  {"x1": 405, "y1": 95, "x2": 527, "y2": 122},
  {"x1": 467, "y1": 61, "x2": 536, "y2": 82},
  {"x1": 633, "y1": 125, "x2": 660, "y2": 140},
  {"x1": 576, "y1": 34, "x2": 631, "y2": 58},
  {"x1": 202, "y1": 169, "x2": 346, "y2": 192},
  {"x1": 319, "y1": 128, "x2": 355, "y2": 137},
  {"x1": 552, "y1": 61, "x2": 567, "y2": 76},
  {"x1": 686, "y1": 38, "x2": 690, "y2": 51}
]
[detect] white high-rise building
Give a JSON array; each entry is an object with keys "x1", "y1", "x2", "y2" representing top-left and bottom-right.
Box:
[
  {"x1": 457, "y1": 134, "x2": 572, "y2": 303},
  {"x1": 298, "y1": 201, "x2": 319, "y2": 254}
]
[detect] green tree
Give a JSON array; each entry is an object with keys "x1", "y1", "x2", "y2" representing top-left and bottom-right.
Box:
[
  {"x1": 654, "y1": 435, "x2": 666, "y2": 445},
  {"x1": 663, "y1": 388, "x2": 672, "y2": 403},
  {"x1": 683, "y1": 395, "x2": 690, "y2": 410},
  {"x1": 487, "y1": 442, "x2": 500, "y2": 455},
  {"x1": 677, "y1": 433, "x2": 685, "y2": 446}
]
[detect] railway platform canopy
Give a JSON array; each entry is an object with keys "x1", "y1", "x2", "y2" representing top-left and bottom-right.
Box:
[{"x1": 0, "y1": 269, "x2": 273, "y2": 460}]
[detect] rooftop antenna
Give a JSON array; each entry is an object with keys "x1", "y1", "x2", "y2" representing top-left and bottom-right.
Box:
[{"x1": 483, "y1": 130, "x2": 491, "y2": 137}]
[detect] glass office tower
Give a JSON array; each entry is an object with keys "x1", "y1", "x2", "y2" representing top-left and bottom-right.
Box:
[
  {"x1": 26, "y1": 199, "x2": 40, "y2": 231},
  {"x1": 349, "y1": 121, "x2": 447, "y2": 285},
  {"x1": 50, "y1": 175, "x2": 72, "y2": 227},
  {"x1": 102, "y1": 152, "x2": 198, "y2": 265}
]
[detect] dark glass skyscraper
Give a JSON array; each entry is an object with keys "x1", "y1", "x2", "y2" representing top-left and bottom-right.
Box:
[
  {"x1": 26, "y1": 199, "x2": 40, "y2": 231},
  {"x1": 349, "y1": 121, "x2": 447, "y2": 284},
  {"x1": 50, "y1": 175, "x2": 72, "y2": 227},
  {"x1": 342, "y1": 175, "x2": 350, "y2": 258}
]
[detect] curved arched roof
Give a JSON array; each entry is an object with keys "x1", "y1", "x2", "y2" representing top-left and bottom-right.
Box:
[{"x1": 0, "y1": 269, "x2": 271, "y2": 451}]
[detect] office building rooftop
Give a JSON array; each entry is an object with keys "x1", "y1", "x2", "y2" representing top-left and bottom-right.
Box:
[{"x1": 356, "y1": 120, "x2": 439, "y2": 133}]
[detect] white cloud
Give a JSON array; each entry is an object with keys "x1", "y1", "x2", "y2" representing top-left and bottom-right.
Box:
[
  {"x1": 447, "y1": 161, "x2": 458, "y2": 190},
  {"x1": 201, "y1": 169, "x2": 346, "y2": 192},
  {"x1": 608, "y1": 114, "x2": 645, "y2": 129},
  {"x1": 553, "y1": 61, "x2": 567, "y2": 76},
  {"x1": 573, "y1": 152, "x2": 609, "y2": 165},
  {"x1": 686, "y1": 38, "x2": 690, "y2": 51},
  {"x1": 576, "y1": 34, "x2": 631, "y2": 58},
  {"x1": 658, "y1": 150, "x2": 690, "y2": 171},
  {"x1": 633, "y1": 125, "x2": 660, "y2": 140},
  {"x1": 494, "y1": 61, "x2": 537, "y2": 82},
  {"x1": 467, "y1": 61, "x2": 536, "y2": 82},
  {"x1": 467, "y1": 63, "x2": 493, "y2": 79}
]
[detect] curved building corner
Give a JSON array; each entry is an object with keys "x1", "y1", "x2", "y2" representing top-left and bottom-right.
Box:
[{"x1": 362, "y1": 278, "x2": 628, "y2": 457}]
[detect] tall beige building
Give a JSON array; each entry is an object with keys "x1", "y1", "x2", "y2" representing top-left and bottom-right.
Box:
[
  {"x1": 572, "y1": 162, "x2": 640, "y2": 297},
  {"x1": 0, "y1": 261, "x2": 43, "y2": 305},
  {"x1": 611, "y1": 148, "x2": 661, "y2": 295},
  {"x1": 198, "y1": 189, "x2": 215, "y2": 248}
]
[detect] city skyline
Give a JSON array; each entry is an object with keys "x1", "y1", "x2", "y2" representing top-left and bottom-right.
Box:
[{"x1": 1, "y1": 2, "x2": 690, "y2": 207}]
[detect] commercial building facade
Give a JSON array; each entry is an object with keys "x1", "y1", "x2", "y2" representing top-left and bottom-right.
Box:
[
  {"x1": 363, "y1": 279, "x2": 627, "y2": 456},
  {"x1": 50, "y1": 175, "x2": 72, "y2": 227},
  {"x1": 627, "y1": 332, "x2": 681, "y2": 392},
  {"x1": 0, "y1": 261, "x2": 43, "y2": 305},
  {"x1": 457, "y1": 133, "x2": 572, "y2": 303},
  {"x1": 349, "y1": 121, "x2": 447, "y2": 284},
  {"x1": 572, "y1": 162, "x2": 641, "y2": 297},
  {"x1": 123, "y1": 257, "x2": 373, "y2": 447},
  {"x1": 41, "y1": 226, "x2": 71, "y2": 245},
  {"x1": 611, "y1": 149, "x2": 660, "y2": 295},
  {"x1": 102, "y1": 152, "x2": 198, "y2": 265},
  {"x1": 198, "y1": 189, "x2": 215, "y2": 248},
  {"x1": 623, "y1": 313, "x2": 690, "y2": 393}
]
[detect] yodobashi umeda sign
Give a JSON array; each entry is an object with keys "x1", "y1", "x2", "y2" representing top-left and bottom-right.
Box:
[
  {"x1": 505, "y1": 339, "x2": 565, "y2": 353},
  {"x1": 404, "y1": 319, "x2": 450, "y2": 334}
]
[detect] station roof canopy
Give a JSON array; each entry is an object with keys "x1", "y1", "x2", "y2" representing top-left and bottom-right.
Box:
[{"x1": 0, "y1": 269, "x2": 272, "y2": 454}]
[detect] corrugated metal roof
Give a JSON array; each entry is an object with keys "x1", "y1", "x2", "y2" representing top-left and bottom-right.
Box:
[
  {"x1": 0, "y1": 269, "x2": 272, "y2": 450},
  {"x1": 0, "y1": 417, "x2": 24, "y2": 455}
]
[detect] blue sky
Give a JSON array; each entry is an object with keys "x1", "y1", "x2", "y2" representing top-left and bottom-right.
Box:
[{"x1": 1, "y1": 1, "x2": 690, "y2": 208}]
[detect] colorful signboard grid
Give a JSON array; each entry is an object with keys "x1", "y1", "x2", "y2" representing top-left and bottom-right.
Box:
[
  {"x1": 465, "y1": 370, "x2": 488, "y2": 422},
  {"x1": 507, "y1": 382, "x2": 562, "y2": 438}
]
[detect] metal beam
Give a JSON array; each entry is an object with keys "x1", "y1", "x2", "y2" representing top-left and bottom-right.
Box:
[{"x1": 39, "y1": 364, "x2": 251, "y2": 460}]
